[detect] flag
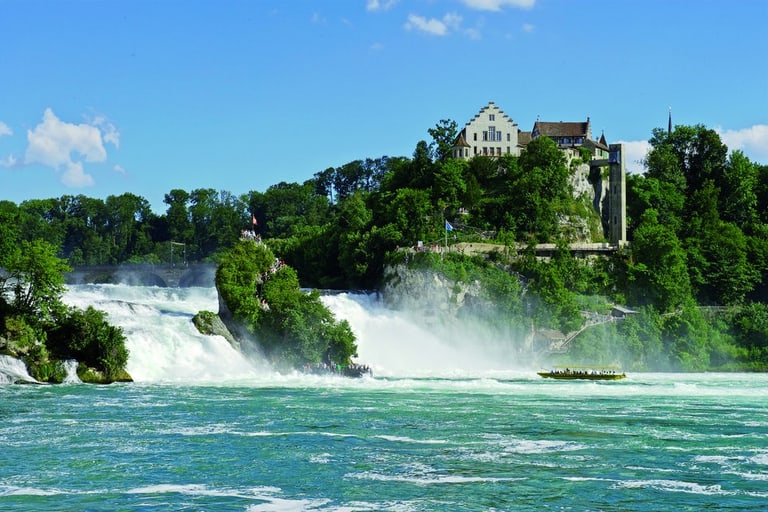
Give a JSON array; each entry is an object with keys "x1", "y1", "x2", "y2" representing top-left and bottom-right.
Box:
[
  {"x1": 445, "y1": 220, "x2": 453, "y2": 231},
  {"x1": 252, "y1": 214, "x2": 258, "y2": 226}
]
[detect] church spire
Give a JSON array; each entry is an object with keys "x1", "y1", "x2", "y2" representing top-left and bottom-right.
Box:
[{"x1": 668, "y1": 107, "x2": 672, "y2": 137}]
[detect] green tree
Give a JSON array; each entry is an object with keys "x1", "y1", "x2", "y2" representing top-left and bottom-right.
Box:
[
  {"x1": 627, "y1": 210, "x2": 691, "y2": 312},
  {"x1": 334, "y1": 192, "x2": 374, "y2": 286},
  {"x1": 684, "y1": 181, "x2": 758, "y2": 305},
  {"x1": 385, "y1": 187, "x2": 433, "y2": 247},
  {"x1": 17, "y1": 198, "x2": 65, "y2": 249},
  {"x1": 509, "y1": 136, "x2": 571, "y2": 240},
  {"x1": 0, "y1": 239, "x2": 71, "y2": 321},
  {"x1": 48, "y1": 306, "x2": 129, "y2": 382},
  {"x1": 626, "y1": 174, "x2": 685, "y2": 236},
  {"x1": 433, "y1": 158, "x2": 467, "y2": 213},
  {"x1": 427, "y1": 118, "x2": 458, "y2": 162},
  {"x1": 215, "y1": 240, "x2": 358, "y2": 369},
  {"x1": 0, "y1": 201, "x2": 21, "y2": 265},
  {"x1": 164, "y1": 189, "x2": 194, "y2": 245},
  {"x1": 407, "y1": 140, "x2": 436, "y2": 190},
  {"x1": 104, "y1": 193, "x2": 153, "y2": 263},
  {"x1": 215, "y1": 239, "x2": 274, "y2": 331},
  {"x1": 721, "y1": 150, "x2": 758, "y2": 227}
]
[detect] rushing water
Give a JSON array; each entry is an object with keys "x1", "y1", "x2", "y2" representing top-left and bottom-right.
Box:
[{"x1": 1, "y1": 285, "x2": 766, "y2": 511}]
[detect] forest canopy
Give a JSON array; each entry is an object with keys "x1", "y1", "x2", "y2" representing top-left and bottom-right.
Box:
[{"x1": 2, "y1": 121, "x2": 767, "y2": 371}]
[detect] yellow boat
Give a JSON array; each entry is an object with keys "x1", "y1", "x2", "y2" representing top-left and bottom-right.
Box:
[{"x1": 537, "y1": 366, "x2": 626, "y2": 381}]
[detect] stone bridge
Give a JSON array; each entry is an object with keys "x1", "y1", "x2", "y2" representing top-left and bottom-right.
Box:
[{"x1": 65, "y1": 262, "x2": 217, "y2": 288}]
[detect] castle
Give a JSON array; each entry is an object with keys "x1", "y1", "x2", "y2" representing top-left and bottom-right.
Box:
[{"x1": 451, "y1": 101, "x2": 626, "y2": 245}]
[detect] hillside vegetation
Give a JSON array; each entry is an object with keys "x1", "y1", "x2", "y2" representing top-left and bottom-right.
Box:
[
  {"x1": 214, "y1": 239, "x2": 357, "y2": 371},
  {"x1": 1, "y1": 121, "x2": 766, "y2": 371}
]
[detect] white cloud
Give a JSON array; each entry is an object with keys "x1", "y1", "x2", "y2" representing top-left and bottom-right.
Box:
[
  {"x1": 89, "y1": 114, "x2": 120, "y2": 149},
  {"x1": 464, "y1": 27, "x2": 482, "y2": 39},
  {"x1": 404, "y1": 12, "x2": 462, "y2": 36},
  {"x1": 460, "y1": 0, "x2": 535, "y2": 11},
  {"x1": 615, "y1": 124, "x2": 768, "y2": 176},
  {"x1": 716, "y1": 124, "x2": 768, "y2": 164},
  {"x1": 0, "y1": 121, "x2": 12, "y2": 137},
  {"x1": 114, "y1": 164, "x2": 126, "y2": 175},
  {"x1": 443, "y1": 12, "x2": 462, "y2": 31},
  {"x1": 615, "y1": 139, "x2": 650, "y2": 175},
  {"x1": 522, "y1": 23, "x2": 535, "y2": 33},
  {"x1": 0, "y1": 154, "x2": 17, "y2": 168},
  {"x1": 61, "y1": 161, "x2": 95, "y2": 187},
  {"x1": 24, "y1": 108, "x2": 116, "y2": 188},
  {"x1": 405, "y1": 14, "x2": 448, "y2": 35},
  {"x1": 367, "y1": 0, "x2": 398, "y2": 12}
]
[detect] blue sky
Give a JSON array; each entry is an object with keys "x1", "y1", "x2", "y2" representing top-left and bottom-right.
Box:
[{"x1": 2, "y1": 0, "x2": 767, "y2": 213}]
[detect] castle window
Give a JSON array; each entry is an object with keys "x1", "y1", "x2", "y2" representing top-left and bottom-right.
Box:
[
  {"x1": 488, "y1": 126, "x2": 496, "y2": 141},
  {"x1": 489, "y1": 114, "x2": 495, "y2": 121},
  {"x1": 474, "y1": 133, "x2": 477, "y2": 141},
  {"x1": 483, "y1": 147, "x2": 488, "y2": 155},
  {"x1": 507, "y1": 133, "x2": 511, "y2": 142},
  {"x1": 483, "y1": 131, "x2": 488, "y2": 141}
]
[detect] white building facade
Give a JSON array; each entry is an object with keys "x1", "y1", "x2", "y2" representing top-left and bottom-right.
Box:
[
  {"x1": 452, "y1": 102, "x2": 521, "y2": 160},
  {"x1": 450, "y1": 101, "x2": 626, "y2": 245}
]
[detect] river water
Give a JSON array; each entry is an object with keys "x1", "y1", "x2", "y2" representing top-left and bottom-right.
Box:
[{"x1": 1, "y1": 285, "x2": 766, "y2": 511}]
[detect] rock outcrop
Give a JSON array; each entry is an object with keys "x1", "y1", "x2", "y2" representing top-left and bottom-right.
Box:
[{"x1": 192, "y1": 310, "x2": 240, "y2": 351}]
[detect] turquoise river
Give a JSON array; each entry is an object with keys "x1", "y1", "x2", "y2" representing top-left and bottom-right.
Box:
[{"x1": 1, "y1": 285, "x2": 766, "y2": 511}]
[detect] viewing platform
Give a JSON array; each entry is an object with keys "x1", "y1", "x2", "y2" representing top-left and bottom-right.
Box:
[{"x1": 443, "y1": 242, "x2": 626, "y2": 259}]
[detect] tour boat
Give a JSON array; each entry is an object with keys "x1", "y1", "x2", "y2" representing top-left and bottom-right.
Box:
[{"x1": 537, "y1": 366, "x2": 626, "y2": 381}]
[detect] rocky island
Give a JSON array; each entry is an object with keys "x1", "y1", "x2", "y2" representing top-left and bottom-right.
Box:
[{"x1": 196, "y1": 238, "x2": 366, "y2": 375}]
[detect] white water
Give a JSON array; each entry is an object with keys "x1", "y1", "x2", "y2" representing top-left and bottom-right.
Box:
[
  {"x1": 0, "y1": 354, "x2": 37, "y2": 384},
  {"x1": 59, "y1": 284, "x2": 533, "y2": 383},
  {"x1": 321, "y1": 292, "x2": 530, "y2": 377},
  {"x1": 62, "y1": 285, "x2": 269, "y2": 383},
  {"x1": 62, "y1": 359, "x2": 81, "y2": 383}
]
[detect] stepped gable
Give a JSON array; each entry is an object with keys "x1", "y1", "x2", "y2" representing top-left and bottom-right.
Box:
[{"x1": 452, "y1": 100, "x2": 521, "y2": 159}]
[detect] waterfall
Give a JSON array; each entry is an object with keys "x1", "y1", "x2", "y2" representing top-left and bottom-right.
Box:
[
  {"x1": 321, "y1": 293, "x2": 528, "y2": 378},
  {"x1": 62, "y1": 284, "x2": 270, "y2": 383},
  {"x1": 58, "y1": 284, "x2": 529, "y2": 384},
  {"x1": 63, "y1": 359, "x2": 82, "y2": 383},
  {"x1": 0, "y1": 355, "x2": 37, "y2": 384}
]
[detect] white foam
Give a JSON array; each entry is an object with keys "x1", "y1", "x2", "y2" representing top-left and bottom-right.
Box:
[
  {"x1": 0, "y1": 355, "x2": 37, "y2": 384},
  {"x1": 613, "y1": 478, "x2": 734, "y2": 495},
  {"x1": 62, "y1": 284, "x2": 269, "y2": 383}
]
